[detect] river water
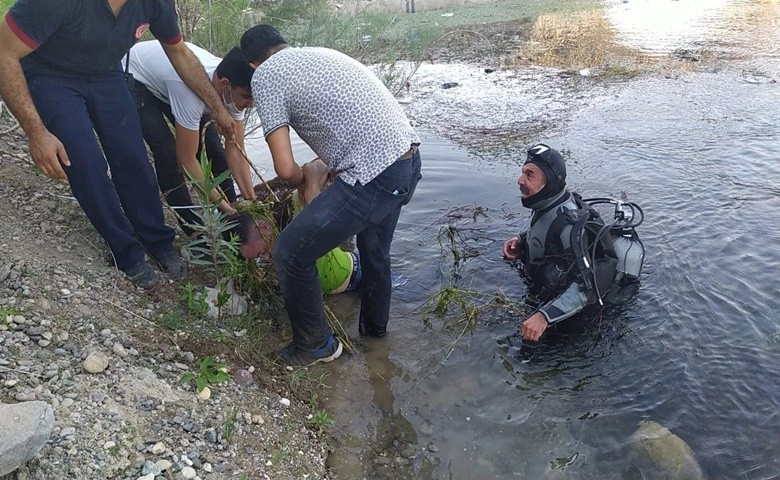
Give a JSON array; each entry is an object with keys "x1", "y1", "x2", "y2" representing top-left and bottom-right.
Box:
[{"x1": 245, "y1": 0, "x2": 779, "y2": 478}]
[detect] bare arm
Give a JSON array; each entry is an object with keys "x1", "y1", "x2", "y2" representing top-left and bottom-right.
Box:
[
  {"x1": 160, "y1": 41, "x2": 236, "y2": 138},
  {"x1": 0, "y1": 20, "x2": 69, "y2": 179},
  {"x1": 266, "y1": 126, "x2": 304, "y2": 185},
  {"x1": 174, "y1": 124, "x2": 235, "y2": 214},
  {"x1": 223, "y1": 121, "x2": 256, "y2": 200}
]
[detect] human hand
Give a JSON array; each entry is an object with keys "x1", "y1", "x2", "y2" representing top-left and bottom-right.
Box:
[
  {"x1": 213, "y1": 108, "x2": 237, "y2": 140},
  {"x1": 29, "y1": 130, "x2": 70, "y2": 180},
  {"x1": 300, "y1": 159, "x2": 330, "y2": 206},
  {"x1": 503, "y1": 236, "x2": 521, "y2": 261},
  {"x1": 520, "y1": 312, "x2": 548, "y2": 342}
]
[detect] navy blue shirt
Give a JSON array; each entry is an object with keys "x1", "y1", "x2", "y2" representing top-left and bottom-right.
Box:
[{"x1": 6, "y1": 0, "x2": 181, "y2": 78}]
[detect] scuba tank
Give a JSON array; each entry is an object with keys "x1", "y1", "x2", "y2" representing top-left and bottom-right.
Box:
[
  {"x1": 583, "y1": 198, "x2": 645, "y2": 284},
  {"x1": 531, "y1": 194, "x2": 646, "y2": 308}
]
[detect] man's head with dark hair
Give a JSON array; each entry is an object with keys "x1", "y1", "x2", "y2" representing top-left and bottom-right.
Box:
[
  {"x1": 226, "y1": 213, "x2": 275, "y2": 260},
  {"x1": 240, "y1": 24, "x2": 287, "y2": 67},
  {"x1": 216, "y1": 47, "x2": 254, "y2": 89},
  {"x1": 213, "y1": 47, "x2": 254, "y2": 112}
]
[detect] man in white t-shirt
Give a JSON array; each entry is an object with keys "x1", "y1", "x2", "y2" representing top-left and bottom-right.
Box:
[{"x1": 127, "y1": 41, "x2": 256, "y2": 236}]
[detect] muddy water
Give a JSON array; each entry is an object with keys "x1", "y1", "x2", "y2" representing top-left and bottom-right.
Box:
[{"x1": 244, "y1": 1, "x2": 779, "y2": 478}]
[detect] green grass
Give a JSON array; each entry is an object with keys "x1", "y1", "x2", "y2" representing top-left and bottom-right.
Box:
[
  {"x1": 371, "y1": 0, "x2": 601, "y2": 31},
  {"x1": 255, "y1": 0, "x2": 602, "y2": 69}
]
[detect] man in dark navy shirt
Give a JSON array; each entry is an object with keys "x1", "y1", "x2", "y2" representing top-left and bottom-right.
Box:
[{"x1": 0, "y1": 0, "x2": 237, "y2": 288}]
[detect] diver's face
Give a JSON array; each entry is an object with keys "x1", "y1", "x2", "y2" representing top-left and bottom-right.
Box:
[{"x1": 518, "y1": 163, "x2": 546, "y2": 199}]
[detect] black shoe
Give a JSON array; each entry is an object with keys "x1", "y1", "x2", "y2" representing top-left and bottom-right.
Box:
[
  {"x1": 124, "y1": 261, "x2": 161, "y2": 289},
  {"x1": 359, "y1": 319, "x2": 387, "y2": 338},
  {"x1": 150, "y1": 251, "x2": 187, "y2": 279},
  {"x1": 277, "y1": 335, "x2": 343, "y2": 367}
]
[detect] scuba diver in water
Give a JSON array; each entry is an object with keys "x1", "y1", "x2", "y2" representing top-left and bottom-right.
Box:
[{"x1": 503, "y1": 144, "x2": 645, "y2": 342}]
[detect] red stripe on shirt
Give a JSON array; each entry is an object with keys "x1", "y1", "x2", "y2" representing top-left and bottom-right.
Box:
[
  {"x1": 4, "y1": 12, "x2": 40, "y2": 49},
  {"x1": 157, "y1": 32, "x2": 182, "y2": 46}
]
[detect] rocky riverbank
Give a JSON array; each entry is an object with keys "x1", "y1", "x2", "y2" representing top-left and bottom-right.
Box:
[{"x1": 0, "y1": 128, "x2": 327, "y2": 479}]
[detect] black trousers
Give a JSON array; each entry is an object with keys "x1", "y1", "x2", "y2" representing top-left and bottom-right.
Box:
[
  {"x1": 27, "y1": 70, "x2": 176, "y2": 271},
  {"x1": 130, "y1": 82, "x2": 236, "y2": 236}
]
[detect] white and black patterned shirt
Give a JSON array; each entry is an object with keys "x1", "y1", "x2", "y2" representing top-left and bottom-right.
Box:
[{"x1": 251, "y1": 47, "x2": 420, "y2": 186}]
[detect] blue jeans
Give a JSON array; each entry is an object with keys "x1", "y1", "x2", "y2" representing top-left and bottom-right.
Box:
[
  {"x1": 26, "y1": 69, "x2": 175, "y2": 271},
  {"x1": 273, "y1": 151, "x2": 422, "y2": 350}
]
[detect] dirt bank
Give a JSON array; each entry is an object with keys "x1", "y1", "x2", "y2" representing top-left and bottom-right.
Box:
[{"x1": 0, "y1": 127, "x2": 328, "y2": 479}]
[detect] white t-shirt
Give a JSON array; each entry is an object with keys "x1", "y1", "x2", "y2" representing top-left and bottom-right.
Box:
[{"x1": 127, "y1": 41, "x2": 244, "y2": 131}]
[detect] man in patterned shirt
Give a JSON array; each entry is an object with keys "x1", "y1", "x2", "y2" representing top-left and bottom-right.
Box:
[{"x1": 241, "y1": 24, "x2": 422, "y2": 366}]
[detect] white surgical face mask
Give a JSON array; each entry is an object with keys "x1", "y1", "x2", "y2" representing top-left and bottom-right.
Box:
[{"x1": 221, "y1": 85, "x2": 243, "y2": 116}]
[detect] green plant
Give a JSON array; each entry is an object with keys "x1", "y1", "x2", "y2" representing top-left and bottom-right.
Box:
[
  {"x1": 288, "y1": 368, "x2": 329, "y2": 391},
  {"x1": 155, "y1": 309, "x2": 188, "y2": 331},
  {"x1": 223, "y1": 408, "x2": 238, "y2": 441},
  {"x1": 305, "y1": 409, "x2": 334, "y2": 433},
  {"x1": 183, "y1": 156, "x2": 241, "y2": 276},
  {"x1": 176, "y1": 0, "x2": 254, "y2": 56},
  {"x1": 108, "y1": 444, "x2": 121, "y2": 458},
  {"x1": 179, "y1": 282, "x2": 210, "y2": 319},
  {"x1": 181, "y1": 356, "x2": 230, "y2": 393},
  {"x1": 269, "y1": 446, "x2": 290, "y2": 466},
  {"x1": 1, "y1": 308, "x2": 22, "y2": 319}
]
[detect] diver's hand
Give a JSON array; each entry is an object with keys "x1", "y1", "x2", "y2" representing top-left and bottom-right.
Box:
[
  {"x1": 503, "y1": 236, "x2": 521, "y2": 261},
  {"x1": 520, "y1": 312, "x2": 548, "y2": 342},
  {"x1": 29, "y1": 130, "x2": 70, "y2": 180}
]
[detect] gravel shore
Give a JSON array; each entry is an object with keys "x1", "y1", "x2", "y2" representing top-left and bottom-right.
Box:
[{"x1": 0, "y1": 128, "x2": 329, "y2": 479}]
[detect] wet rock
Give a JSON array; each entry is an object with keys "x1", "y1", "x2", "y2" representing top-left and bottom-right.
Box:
[
  {"x1": 441, "y1": 82, "x2": 459, "y2": 89},
  {"x1": 83, "y1": 351, "x2": 109, "y2": 373},
  {"x1": 0, "y1": 401, "x2": 55, "y2": 476},
  {"x1": 630, "y1": 420, "x2": 704, "y2": 480},
  {"x1": 234, "y1": 369, "x2": 253, "y2": 387},
  {"x1": 419, "y1": 420, "x2": 434, "y2": 436}
]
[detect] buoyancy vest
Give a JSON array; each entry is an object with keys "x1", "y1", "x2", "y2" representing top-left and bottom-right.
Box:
[{"x1": 523, "y1": 192, "x2": 620, "y2": 306}]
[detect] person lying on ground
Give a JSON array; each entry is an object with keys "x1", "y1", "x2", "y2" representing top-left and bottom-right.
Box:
[
  {"x1": 503, "y1": 144, "x2": 645, "y2": 342},
  {"x1": 240, "y1": 24, "x2": 422, "y2": 366},
  {"x1": 0, "y1": 0, "x2": 237, "y2": 289},
  {"x1": 126, "y1": 41, "x2": 256, "y2": 235},
  {"x1": 236, "y1": 159, "x2": 363, "y2": 296}
]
